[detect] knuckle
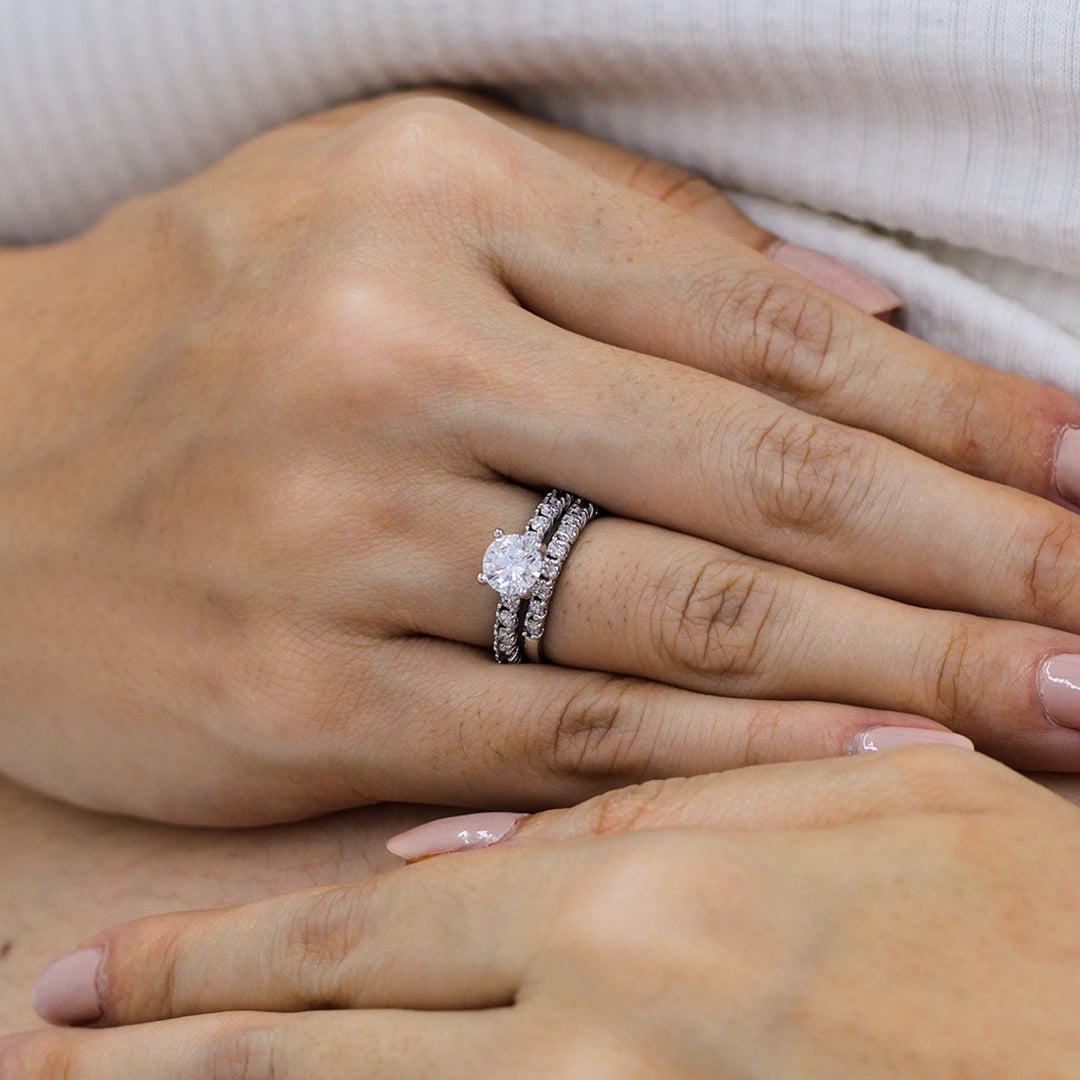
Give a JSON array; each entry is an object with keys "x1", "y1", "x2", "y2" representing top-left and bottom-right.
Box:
[
  {"x1": 744, "y1": 411, "x2": 877, "y2": 536},
  {"x1": 577, "y1": 777, "x2": 682, "y2": 837},
  {"x1": 108, "y1": 917, "x2": 187, "y2": 1022},
  {"x1": 874, "y1": 743, "x2": 1007, "y2": 808},
  {"x1": 927, "y1": 627, "x2": 981, "y2": 720},
  {"x1": 533, "y1": 1039, "x2": 644, "y2": 1080},
  {"x1": 3, "y1": 1035, "x2": 80, "y2": 1080},
  {"x1": 334, "y1": 95, "x2": 505, "y2": 219},
  {"x1": 1023, "y1": 516, "x2": 1080, "y2": 621},
  {"x1": 623, "y1": 155, "x2": 721, "y2": 214},
  {"x1": 940, "y1": 371, "x2": 1006, "y2": 475},
  {"x1": 291, "y1": 280, "x2": 480, "y2": 411},
  {"x1": 558, "y1": 838, "x2": 693, "y2": 955},
  {"x1": 651, "y1": 554, "x2": 781, "y2": 680},
  {"x1": 710, "y1": 271, "x2": 850, "y2": 402},
  {"x1": 276, "y1": 884, "x2": 370, "y2": 1005},
  {"x1": 740, "y1": 703, "x2": 790, "y2": 766},
  {"x1": 196, "y1": 1022, "x2": 283, "y2": 1080},
  {"x1": 539, "y1": 677, "x2": 655, "y2": 781}
]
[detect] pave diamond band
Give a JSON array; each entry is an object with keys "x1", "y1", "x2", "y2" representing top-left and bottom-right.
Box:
[
  {"x1": 478, "y1": 490, "x2": 598, "y2": 663},
  {"x1": 522, "y1": 498, "x2": 597, "y2": 663}
]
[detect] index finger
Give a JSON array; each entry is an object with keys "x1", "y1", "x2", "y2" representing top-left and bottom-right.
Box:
[
  {"x1": 386, "y1": 748, "x2": 1070, "y2": 861},
  {"x1": 415, "y1": 95, "x2": 1079, "y2": 506}
]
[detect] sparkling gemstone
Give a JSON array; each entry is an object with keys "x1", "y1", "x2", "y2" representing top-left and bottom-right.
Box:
[
  {"x1": 481, "y1": 532, "x2": 543, "y2": 598},
  {"x1": 533, "y1": 579, "x2": 554, "y2": 600}
]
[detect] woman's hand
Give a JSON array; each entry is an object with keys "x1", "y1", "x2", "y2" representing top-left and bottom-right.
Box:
[
  {"x1": 4, "y1": 90, "x2": 1080, "y2": 825},
  {"x1": 14, "y1": 748, "x2": 1080, "y2": 1077}
]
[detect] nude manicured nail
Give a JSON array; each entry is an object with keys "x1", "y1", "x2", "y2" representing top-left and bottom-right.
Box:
[
  {"x1": 767, "y1": 241, "x2": 903, "y2": 317},
  {"x1": 32, "y1": 947, "x2": 104, "y2": 1026},
  {"x1": 1053, "y1": 428, "x2": 1080, "y2": 509},
  {"x1": 387, "y1": 812, "x2": 526, "y2": 861},
  {"x1": 849, "y1": 726, "x2": 975, "y2": 754},
  {"x1": 1038, "y1": 655, "x2": 1080, "y2": 730}
]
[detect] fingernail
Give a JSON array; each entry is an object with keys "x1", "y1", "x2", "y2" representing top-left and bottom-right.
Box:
[
  {"x1": 767, "y1": 241, "x2": 903, "y2": 317},
  {"x1": 849, "y1": 726, "x2": 975, "y2": 754},
  {"x1": 1053, "y1": 428, "x2": 1080, "y2": 509},
  {"x1": 32, "y1": 947, "x2": 104, "y2": 1026},
  {"x1": 1038, "y1": 654, "x2": 1080, "y2": 730},
  {"x1": 386, "y1": 812, "x2": 526, "y2": 861}
]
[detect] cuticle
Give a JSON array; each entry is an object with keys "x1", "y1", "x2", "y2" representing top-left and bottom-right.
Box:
[{"x1": 1035, "y1": 651, "x2": 1076, "y2": 731}]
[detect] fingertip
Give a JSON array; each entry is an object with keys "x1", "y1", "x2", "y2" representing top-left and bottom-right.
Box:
[
  {"x1": 31, "y1": 947, "x2": 105, "y2": 1027},
  {"x1": 767, "y1": 240, "x2": 904, "y2": 317},
  {"x1": 386, "y1": 812, "x2": 527, "y2": 862},
  {"x1": 848, "y1": 726, "x2": 976, "y2": 754}
]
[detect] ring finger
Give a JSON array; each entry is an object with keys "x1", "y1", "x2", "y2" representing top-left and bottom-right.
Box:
[{"x1": 408, "y1": 478, "x2": 1080, "y2": 773}]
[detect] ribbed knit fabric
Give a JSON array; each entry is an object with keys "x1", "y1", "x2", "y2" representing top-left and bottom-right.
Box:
[{"x1": 1, "y1": 1, "x2": 1078, "y2": 390}]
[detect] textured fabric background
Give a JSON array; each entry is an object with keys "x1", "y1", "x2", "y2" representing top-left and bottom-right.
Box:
[{"x1": 1, "y1": 1, "x2": 1077, "y2": 389}]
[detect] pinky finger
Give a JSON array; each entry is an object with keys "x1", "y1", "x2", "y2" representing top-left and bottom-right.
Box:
[
  {"x1": 369, "y1": 639, "x2": 967, "y2": 809},
  {"x1": 0, "y1": 1009, "x2": 506, "y2": 1080}
]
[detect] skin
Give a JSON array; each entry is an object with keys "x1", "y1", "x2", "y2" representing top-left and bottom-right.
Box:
[
  {"x1": 8, "y1": 749, "x2": 1080, "y2": 1077},
  {"x1": 3, "y1": 90, "x2": 1080, "y2": 828}
]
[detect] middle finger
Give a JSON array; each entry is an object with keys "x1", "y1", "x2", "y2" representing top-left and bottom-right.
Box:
[{"x1": 466, "y1": 311, "x2": 1080, "y2": 635}]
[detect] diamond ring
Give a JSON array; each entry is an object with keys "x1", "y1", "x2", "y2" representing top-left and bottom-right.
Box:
[{"x1": 478, "y1": 490, "x2": 597, "y2": 663}]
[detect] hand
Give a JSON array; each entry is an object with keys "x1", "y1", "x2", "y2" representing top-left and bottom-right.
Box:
[
  {"x1": 4, "y1": 89, "x2": 1080, "y2": 826},
  {"x1": 14, "y1": 748, "x2": 1080, "y2": 1077}
]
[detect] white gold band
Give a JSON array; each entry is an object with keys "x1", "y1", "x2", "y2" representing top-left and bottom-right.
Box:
[{"x1": 478, "y1": 490, "x2": 597, "y2": 663}]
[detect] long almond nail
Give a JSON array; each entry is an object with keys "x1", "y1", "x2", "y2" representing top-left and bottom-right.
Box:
[
  {"x1": 767, "y1": 241, "x2": 903, "y2": 317},
  {"x1": 32, "y1": 947, "x2": 104, "y2": 1026},
  {"x1": 1039, "y1": 655, "x2": 1080, "y2": 730},
  {"x1": 1053, "y1": 428, "x2": 1080, "y2": 510},
  {"x1": 849, "y1": 726, "x2": 975, "y2": 754},
  {"x1": 387, "y1": 812, "x2": 526, "y2": 862}
]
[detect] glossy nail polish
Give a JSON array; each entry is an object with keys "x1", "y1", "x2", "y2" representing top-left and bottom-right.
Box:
[
  {"x1": 1053, "y1": 428, "x2": 1080, "y2": 510},
  {"x1": 32, "y1": 947, "x2": 104, "y2": 1026},
  {"x1": 767, "y1": 241, "x2": 903, "y2": 318},
  {"x1": 386, "y1": 812, "x2": 525, "y2": 861},
  {"x1": 848, "y1": 726, "x2": 975, "y2": 754},
  {"x1": 1039, "y1": 654, "x2": 1080, "y2": 730}
]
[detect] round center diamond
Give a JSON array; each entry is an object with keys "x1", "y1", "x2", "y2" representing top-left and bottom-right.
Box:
[{"x1": 481, "y1": 532, "x2": 543, "y2": 598}]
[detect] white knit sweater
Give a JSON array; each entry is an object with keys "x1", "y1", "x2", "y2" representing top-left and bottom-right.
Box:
[{"x1": 1, "y1": 1, "x2": 1077, "y2": 390}]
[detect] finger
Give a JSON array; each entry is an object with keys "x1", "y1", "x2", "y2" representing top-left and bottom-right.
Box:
[
  {"x1": 425, "y1": 90, "x2": 902, "y2": 318},
  {"x1": 335, "y1": 637, "x2": 956, "y2": 808},
  {"x1": 3, "y1": 1010, "x2": 504, "y2": 1078},
  {"x1": 415, "y1": 96, "x2": 1080, "y2": 504},
  {"x1": 389, "y1": 747, "x2": 1067, "y2": 863},
  {"x1": 514, "y1": 747, "x2": 1077, "y2": 843},
  {"x1": 426, "y1": 89, "x2": 776, "y2": 251},
  {"x1": 303, "y1": 89, "x2": 901, "y2": 318},
  {"x1": 290, "y1": 90, "x2": 774, "y2": 247},
  {"x1": 517, "y1": 517, "x2": 1080, "y2": 770},
  {"x1": 397, "y1": 481, "x2": 1080, "y2": 771},
  {"x1": 322, "y1": 89, "x2": 901, "y2": 318},
  {"x1": 460, "y1": 312, "x2": 1080, "y2": 634},
  {"x1": 32, "y1": 846, "x2": 573, "y2": 1025}
]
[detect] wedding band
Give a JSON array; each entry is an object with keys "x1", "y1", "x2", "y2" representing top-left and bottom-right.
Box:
[
  {"x1": 478, "y1": 490, "x2": 596, "y2": 663},
  {"x1": 523, "y1": 498, "x2": 597, "y2": 663}
]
